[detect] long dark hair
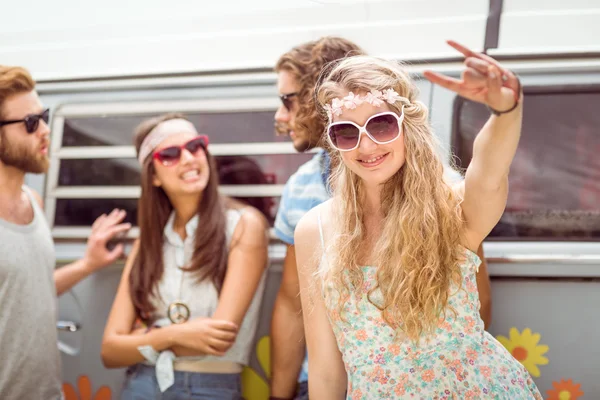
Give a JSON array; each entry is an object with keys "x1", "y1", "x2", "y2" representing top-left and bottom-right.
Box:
[{"x1": 130, "y1": 113, "x2": 228, "y2": 320}]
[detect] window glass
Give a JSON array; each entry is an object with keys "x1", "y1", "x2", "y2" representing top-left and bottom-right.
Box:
[
  {"x1": 453, "y1": 91, "x2": 600, "y2": 240},
  {"x1": 58, "y1": 159, "x2": 140, "y2": 186},
  {"x1": 58, "y1": 154, "x2": 313, "y2": 186},
  {"x1": 55, "y1": 198, "x2": 139, "y2": 226},
  {"x1": 54, "y1": 197, "x2": 279, "y2": 227},
  {"x1": 52, "y1": 104, "x2": 306, "y2": 232},
  {"x1": 61, "y1": 111, "x2": 287, "y2": 146}
]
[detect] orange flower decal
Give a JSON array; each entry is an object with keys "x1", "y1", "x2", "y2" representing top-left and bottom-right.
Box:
[
  {"x1": 546, "y1": 379, "x2": 584, "y2": 400},
  {"x1": 63, "y1": 375, "x2": 111, "y2": 400}
]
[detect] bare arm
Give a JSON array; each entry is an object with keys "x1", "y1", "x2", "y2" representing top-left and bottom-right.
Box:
[
  {"x1": 54, "y1": 256, "x2": 123, "y2": 296},
  {"x1": 101, "y1": 241, "x2": 179, "y2": 368},
  {"x1": 475, "y1": 244, "x2": 492, "y2": 329},
  {"x1": 424, "y1": 41, "x2": 523, "y2": 250},
  {"x1": 54, "y1": 259, "x2": 98, "y2": 296},
  {"x1": 295, "y1": 205, "x2": 347, "y2": 399},
  {"x1": 213, "y1": 208, "x2": 268, "y2": 323},
  {"x1": 28, "y1": 188, "x2": 130, "y2": 296},
  {"x1": 172, "y1": 208, "x2": 269, "y2": 356},
  {"x1": 270, "y1": 245, "x2": 307, "y2": 398},
  {"x1": 461, "y1": 103, "x2": 522, "y2": 248},
  {"x1": 54, "y1": 209, "x2": 130, "y2": 295}
]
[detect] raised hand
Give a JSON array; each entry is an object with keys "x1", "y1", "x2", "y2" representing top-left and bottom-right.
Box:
[
  {"x1": 83, "y1": 209, "x2": 131, "y2": 271},
  {"x1": 423, "y1": 40, "x2": 521, "y2": 113}
]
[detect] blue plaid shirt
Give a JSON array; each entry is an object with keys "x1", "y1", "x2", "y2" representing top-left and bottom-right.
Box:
[
  {"x1": 274, "y1": 149, "x2": 330, "y2": 382},
  {"x1": 274, "y1": 150, "x2": 331, "y2": 245}
]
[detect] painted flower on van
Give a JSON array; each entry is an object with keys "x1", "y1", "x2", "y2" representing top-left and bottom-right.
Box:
[
  {"x1": 241, "y1": 335, "x2": 270, "y2": 400},
  {"x1": 546, "y1": 379, "x2": 584, "y2": 400},
  {"x1": 496, "y1": 327, "x2": 549, "y2": 378},
  {"x1": 63, "y1": 375, "x2": 112, "y2": 400}
]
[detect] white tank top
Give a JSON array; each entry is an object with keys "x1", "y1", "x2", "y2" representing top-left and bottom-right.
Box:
[{"x1": 0, "y1": 186, "x2": 62, "y2": 399}]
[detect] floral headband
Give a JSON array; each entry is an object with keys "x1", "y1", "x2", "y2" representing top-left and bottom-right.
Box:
[{"x1": 324, "y1": 88, "x2": 410, "y2": 120}]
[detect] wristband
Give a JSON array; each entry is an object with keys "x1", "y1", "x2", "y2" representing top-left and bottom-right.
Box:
[{"x1": 487, "y1": 72, "x2": 522, "y2": 116}]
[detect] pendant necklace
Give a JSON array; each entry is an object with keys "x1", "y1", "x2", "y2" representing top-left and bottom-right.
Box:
[{"x1": 167, "y1": 267, "x2": 191, "y2": 324}]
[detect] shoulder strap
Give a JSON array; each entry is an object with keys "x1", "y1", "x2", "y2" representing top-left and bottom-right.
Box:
[
  {"x1": 225, "y1": 206, "x2": 252, "y2": 247},
  {"x1": 317, "y1": 209, "x2": 326, "y2": 251},
  {"x1": 21, "y1": 186, "x2": 42, "y2": 215}
]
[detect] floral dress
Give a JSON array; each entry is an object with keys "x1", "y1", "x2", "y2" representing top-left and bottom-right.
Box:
[{"x1": 319, "y1": 232, "x2": 542, "y2": 399}]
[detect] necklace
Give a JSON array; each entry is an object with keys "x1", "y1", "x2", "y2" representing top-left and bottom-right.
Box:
[{"x1": 167, "y1": 267, "x2": 191, "y2": 324}]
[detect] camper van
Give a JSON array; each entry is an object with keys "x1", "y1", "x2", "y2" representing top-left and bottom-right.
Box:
[{"x1": 2, "y1": 0, "x2": 600, "y2": 398}]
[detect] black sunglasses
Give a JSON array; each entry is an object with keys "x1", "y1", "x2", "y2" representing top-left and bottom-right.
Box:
[
  {"x1": 279, "y1": 92, "x2": 298, "y2": 111},
  {"x1": 0, "y1": 108, "x2": 50, "y2": 134}
]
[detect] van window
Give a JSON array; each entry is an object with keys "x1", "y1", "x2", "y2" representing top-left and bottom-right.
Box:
[
  {"x1": 452, "y1": 89, "x2": 600, "y2": 240},
  {"x1": 61, "y1": 111, "x2": 282, "y2": 146},
  {"x1": 49, "y1": 103, "x2": 308, "y2": 234}
]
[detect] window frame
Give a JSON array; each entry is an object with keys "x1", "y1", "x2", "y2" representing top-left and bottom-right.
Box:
[{"x1": 46, "y1": 96, "x2": 308, "y2": 239}]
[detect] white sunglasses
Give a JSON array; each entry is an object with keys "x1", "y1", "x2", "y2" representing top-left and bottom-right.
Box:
[{"x1": 326, "y1": 109, "x2": 405, "y2": 152}]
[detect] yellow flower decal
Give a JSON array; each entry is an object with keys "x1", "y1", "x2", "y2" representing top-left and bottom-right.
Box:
[
  {"x1": 546, "y1": 379, "x2": 584, "y2": 400},
  {"x1": 496, "y1": 327, "x2": 549, "y2": 377},
  {"x1": 241, "y1": 335, "x2": 271, "y2": 400}
]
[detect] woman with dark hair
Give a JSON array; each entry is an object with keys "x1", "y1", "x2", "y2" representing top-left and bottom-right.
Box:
[{"x1": 101, "y1": 113, "x2": 268, "y2": 399}]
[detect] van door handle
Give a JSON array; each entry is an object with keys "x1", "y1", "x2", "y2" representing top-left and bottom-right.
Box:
[{"x1": 57, "y1": 321, "x2": 80, "y2": 332}]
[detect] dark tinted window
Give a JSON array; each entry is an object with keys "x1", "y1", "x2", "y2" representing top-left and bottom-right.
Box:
[
  {"x1": 58, "y1": 154, "x2": 313, "y2": 187},
  {"x1": 453, "y1": 90, "x2": 600, "y2": 240},
  {"x1": 55, "y1": 199, "x2": 139, "y2": 226},
  {"x1": 55, "y1": 197, "x2": 279, "y2": 227},
  {"x1": 61, "y1": 111, "x2": 286, "y2": 146},
  {"x1": 54, "y1": 106, "x2": 303, "y2": 230}
]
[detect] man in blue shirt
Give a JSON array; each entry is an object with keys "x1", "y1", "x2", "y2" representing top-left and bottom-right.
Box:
[
  {"x1": 269, "y1": 37, "x2": 365, "y2": 400},
  {"x1": 269, "y1": 37, "x2": 492, "y2": 400}
]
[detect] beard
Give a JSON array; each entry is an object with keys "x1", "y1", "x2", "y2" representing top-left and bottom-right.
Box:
[
  {"x1": 0, "y1": 131, "x2": 49, "y2": 174},
  {"x1": 293, "y1": 138, "x2": 312, "y2": 153},
  {"x1": 274, "y1": 121, "x2": 316, "y2": 153}
]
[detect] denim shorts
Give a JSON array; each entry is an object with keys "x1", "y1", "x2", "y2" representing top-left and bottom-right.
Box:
[
  {"x1": 120, "y1": 364, "x2": 243, "y2": 400},
  {"x1": 294, "y1": 381, "x2": 309, "y2": 400}
]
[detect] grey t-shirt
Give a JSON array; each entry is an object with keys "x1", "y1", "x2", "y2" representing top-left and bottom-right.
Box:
[{"x1": 0, "y1": 186, "x2": 62, "y2": 399}]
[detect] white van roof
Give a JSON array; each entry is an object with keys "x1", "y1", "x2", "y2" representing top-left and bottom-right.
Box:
[
  {"x1": 2, "y1": 0, "x2": 598, "y2": 82},
  {"x1": 1, "y1": 0, "x2": 489, "y2": 81},
  {"x1": 493, "y1": 0, "x2": 600, "y2": 57}
]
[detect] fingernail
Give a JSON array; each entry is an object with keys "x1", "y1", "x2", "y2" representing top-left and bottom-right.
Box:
[{"x1": 490, "y1": 72, "x2": 496, "y2": 79}]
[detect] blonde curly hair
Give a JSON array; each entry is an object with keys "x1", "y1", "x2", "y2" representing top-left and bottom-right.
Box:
[{"x1": 317, "y1": 56, "x2": 466, "y2": 340}]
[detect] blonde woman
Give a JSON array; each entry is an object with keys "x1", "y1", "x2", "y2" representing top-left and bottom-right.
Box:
[{"x1": 295, "y1": 41, "x2": 542, "y2": 399}]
